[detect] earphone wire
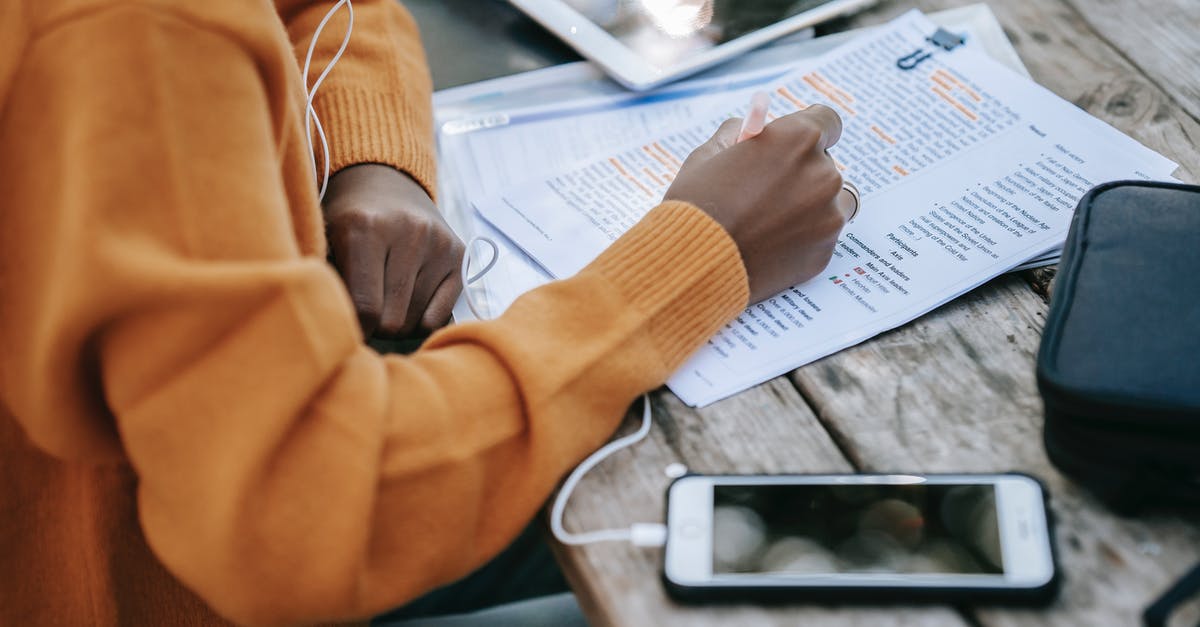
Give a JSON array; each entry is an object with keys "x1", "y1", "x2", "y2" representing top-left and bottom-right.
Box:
[
  {"x1": 461, "y1": 236, "x2": 662, "y2": 547},
  {"x1": 301, "y1": 0, "x2": 661, "y2": 547},
  {"x1": 303, "y1": 0, "x2": 355, "y2": 202},
  {"x1": 461, "y1": 237, "x2": 499, "y2": 321}
]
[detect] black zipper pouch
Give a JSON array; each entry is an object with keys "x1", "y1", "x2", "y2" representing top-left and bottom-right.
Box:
[{"x1": 1036, "y1": 181, "x2": 1200, "y2": 513}]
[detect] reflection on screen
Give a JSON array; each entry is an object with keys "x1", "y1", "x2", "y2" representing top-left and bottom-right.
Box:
[
  {"x1": 713, "y1": 484, "x2": 1004, "y2": 575},
  {"x1": 563, "y1": 0, "x2": 836, "y2": 70}
]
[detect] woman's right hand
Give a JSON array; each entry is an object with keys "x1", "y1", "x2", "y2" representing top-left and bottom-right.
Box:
[{"x1": 665, "y1": 105, "x2": 853, "y2": 303}]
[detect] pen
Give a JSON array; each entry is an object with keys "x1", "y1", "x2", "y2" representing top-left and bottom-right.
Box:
[{"x1": 736, "y1": 91, "x2": 771, "y2": 143}]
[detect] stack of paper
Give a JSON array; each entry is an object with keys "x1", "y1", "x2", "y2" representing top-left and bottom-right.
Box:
[
  {"x1": 438, "y1": 6, "x2": 1034, "y2": 327},
  {"x1": 443, "y1": 9, "x2": 1177, "y2": 407}
]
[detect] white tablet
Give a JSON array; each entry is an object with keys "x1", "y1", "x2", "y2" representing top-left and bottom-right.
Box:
[{"x1": 509, "y1": 0, "x2": 879, "y2": 90}]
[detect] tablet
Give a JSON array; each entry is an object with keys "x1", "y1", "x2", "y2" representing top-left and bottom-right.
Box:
[{"x1": 509, "y1": 0, "x2": 879, "y2": 90}]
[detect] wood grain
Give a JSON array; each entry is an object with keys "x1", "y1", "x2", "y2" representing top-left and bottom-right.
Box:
[
  {"x1": 1061, "y1": 0, "x2": 1200, "y2": 129},
  {"x1": 789, "y1": 275, "x2": 1200, "y2": 627},
  {"x1": 550, "y1": 380, "x2": 968, "y2": 626},
  {"x1": 789, "y1": 4, "x2": 1200, "y2": 624}
]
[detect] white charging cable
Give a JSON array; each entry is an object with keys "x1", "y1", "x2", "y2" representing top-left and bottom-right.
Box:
[
  {"x1": 461, "y1": 237, "x2": 668, "y2": 548},
  {"x1": 550, "y1": 395, "x2": 667, "y2": 548},
  {"x1": 302, "y1": 0, "x2": 355, "y2": 202}
]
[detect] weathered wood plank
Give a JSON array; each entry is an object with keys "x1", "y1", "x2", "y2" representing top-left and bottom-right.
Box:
[
  {"x1": 789, "y1": 274, "x2": 1200, "y2": 627},
  {"x1": 796, "y1": 4, "x2": 1200, "y2": 624},
  {"x1": 551, "y1": 379, "x2": 968, "y2": 626},
  {"x1": 1061, "y1": 0, "x2": 1200, "y2": 129},
  {"x1": 561, "y1": 0, "x2": 1200, "y2": 622}
]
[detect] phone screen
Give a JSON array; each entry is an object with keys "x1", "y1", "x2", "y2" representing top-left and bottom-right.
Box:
[
  {"x1": 563, "y1": 0, "x2": 836, "y2": 70},
  {"x1": 712, "y1": 483, "x2": 1004, "y2": 576}
]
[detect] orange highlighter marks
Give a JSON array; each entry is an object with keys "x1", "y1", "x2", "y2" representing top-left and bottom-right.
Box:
[
  {"x1": 609, "y1": 157, "x2": 654, "y2": 197},
  {"x1": 802, "y1": 74, "x2": 857, "y2": 116},
  {"x1": 870, "y1": 125, "x2": 897, "y2": 145},
  {"x1": 776, "y1": 86, "x2": 807, "y2": 109},
  {"x1": 935, "y1": 69, "x2": 982, "y2": 102},
  {"x1": 642, "y1": 145, "x2": 674, "y2": 170},
  {"x1": 932, "y1": 87, "x2": 979, "y2": 121},
  {"x1": 651, "y1": 142, "x2": 682, "y2": 168}
]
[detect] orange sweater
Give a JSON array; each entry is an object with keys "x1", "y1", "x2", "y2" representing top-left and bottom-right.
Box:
[{"x1": 0, "y1": 1, "x2": 748, "y2": 625}]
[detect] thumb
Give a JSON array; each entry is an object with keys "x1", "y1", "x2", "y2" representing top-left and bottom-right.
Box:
[{"x1": 688, "y1": 117, "x2": 743, "y2": 163}]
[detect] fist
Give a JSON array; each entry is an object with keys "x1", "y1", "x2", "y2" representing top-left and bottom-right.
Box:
[
  {"x1": 665, "y1": 105, "x2": 853, "y2": 303},
  {"x1": 324, "y1": 164, "x2": 465, "y2": 338}
]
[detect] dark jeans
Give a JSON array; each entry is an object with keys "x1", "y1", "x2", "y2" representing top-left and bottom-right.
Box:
[{"x1": 372, "y1": 522, "x2": 570, "y2": 622}]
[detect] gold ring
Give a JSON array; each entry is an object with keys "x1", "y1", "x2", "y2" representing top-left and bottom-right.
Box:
[{"x1": 841, "y1": 180, "x2": 860, "y2": 223}]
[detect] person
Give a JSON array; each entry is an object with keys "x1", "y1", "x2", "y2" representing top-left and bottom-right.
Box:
[{"x1": 0, "y1": 1, "x2": 852, "y2": 625}]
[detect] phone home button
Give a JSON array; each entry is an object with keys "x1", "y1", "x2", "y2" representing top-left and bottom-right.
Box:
[{"x1": 680, "y1": 521, "x2": 704, "y2": 539}]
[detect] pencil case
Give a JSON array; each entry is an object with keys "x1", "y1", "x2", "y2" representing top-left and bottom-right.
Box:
[{"x1": 1036, "y1": 180, "x2": 1200, "y2": 512}]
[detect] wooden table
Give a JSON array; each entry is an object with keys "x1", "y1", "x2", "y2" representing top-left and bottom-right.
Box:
[{"x1": 407, "y1": 1, "x2": 1200, "y2": 624}]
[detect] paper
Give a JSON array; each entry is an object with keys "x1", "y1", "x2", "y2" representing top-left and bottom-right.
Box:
[
  {"x1": 438, "y1": 6, "x2": 1040, "y2": 321},
  {"x1": 472, "y1": 10, "x2": 1177, "y2": 406},
  {"x1": 439, "y1": 54, "x2": 796, "y2": 319}
]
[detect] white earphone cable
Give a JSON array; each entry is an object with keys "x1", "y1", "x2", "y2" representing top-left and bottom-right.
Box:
[
  {"x1": 461, "y1": 237, "x2": 499, "y2": 321},
  {"x1": 303, "y1": 0, "x2": 664, "y2": 548},
  {"x1": 303, "y1": 0, "x2": 355, "y2": 202}
]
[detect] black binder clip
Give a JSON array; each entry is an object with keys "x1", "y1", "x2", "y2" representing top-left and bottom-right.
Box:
[{"x1": 896, "y1": 28, "x2": 966, "y2": 71}]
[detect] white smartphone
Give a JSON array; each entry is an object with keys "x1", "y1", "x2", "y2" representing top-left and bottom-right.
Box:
[
  {"x1": 508, "y1": 0, "x2": 879, "y2": 91},
  {"x1": 664, "y1": 473, "x2": 1058, "y2": 604}
]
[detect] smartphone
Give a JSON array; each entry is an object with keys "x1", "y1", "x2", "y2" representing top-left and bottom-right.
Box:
[{"x1": 664, "y1": 473, "x2": 1058, "y2": 605}]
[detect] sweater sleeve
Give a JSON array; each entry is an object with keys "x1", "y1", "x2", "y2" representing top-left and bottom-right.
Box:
[
  {"x1": 0, "y1": 6, "x2": 747, "y2": 626},
  {"x1": 275, "y1": 0, "x2": 436, "y2": 196}
]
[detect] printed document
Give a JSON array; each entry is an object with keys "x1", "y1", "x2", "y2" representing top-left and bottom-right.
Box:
[
  {"x1": 439, "y1": 7, "x2": 1047, "y2": 322},
  {"x1": 437, "y1": 6, "x2": 1048, "y2": 323},
  {"x1": 470, "y1": 11, "x2": 1177, "y2": 406},
  {"x1": 440, "y1": 54, "x2": 798, "y2": 319}
]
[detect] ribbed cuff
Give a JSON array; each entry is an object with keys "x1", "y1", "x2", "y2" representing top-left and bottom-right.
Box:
[
  {"x1": 582, "y1": 201, "x2": 749, "y2": 370},
  {"x1": 315, "y1": 88, "x2": 437, "y2": 200}
]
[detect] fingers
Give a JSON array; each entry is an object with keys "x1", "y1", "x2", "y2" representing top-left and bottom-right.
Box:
[
  {"x1": 766, "y1": 104, "x2": 844, "y2": 153},
  {"x1": 421, "y1": 273, "x2": 462, "y2": 331},
  {"x1": 378, "y1": 249, "x2": 419, "y2": 337},
  {"x1": 424, "y1": 235, "x2": 465, "y2": 331},
  {"x1": 398, "y1": 266, "x2": 446, "y2": 336},
  {"x1": 682, "y1": 104, "x2": 840, "y2": 178},
  {"x1": 324, "y1": 165, "x2": 468, "y2": 339},
  {"x1": 379, "y1": 230, "x2": 464, "y2": 337},
  {"x1": 711, "y1": 117, "x2": 743, "y2": 151},
  {"x1": 330, "y1": 229, "x2": 386, "y2": 338},
  {"x1": 801, "y1": 104, "x2": 844, "y2": 150},
  {"x1": 687, "y1": 118, "x2": 744, "y2": 164}
]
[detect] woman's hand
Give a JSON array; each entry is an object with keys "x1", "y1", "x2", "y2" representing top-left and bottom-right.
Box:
[
  {"x1": 665, "y1": 105, "x2": 853, "y2": 303},
  {"x1": 323, "y1": 164, "x2": 465, "y2": 338}
]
